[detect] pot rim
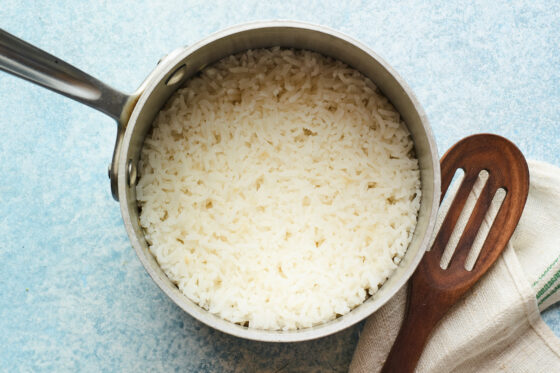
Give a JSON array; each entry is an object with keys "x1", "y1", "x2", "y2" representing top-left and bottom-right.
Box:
[{"x1": 118, "y1": 20, "x2": 440, "y2": 342}]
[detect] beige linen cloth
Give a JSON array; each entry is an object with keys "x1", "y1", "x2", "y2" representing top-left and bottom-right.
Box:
[{"x1": 350, "y1": 160, "x2": 560, "y2": 373}]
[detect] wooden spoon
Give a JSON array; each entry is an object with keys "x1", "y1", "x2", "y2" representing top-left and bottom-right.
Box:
[{"x1": 381, "y1": 134, "x2": 529, "y2": 373}]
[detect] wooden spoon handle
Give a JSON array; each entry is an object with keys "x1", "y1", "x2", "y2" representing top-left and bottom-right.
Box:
[
  {"x1": 380, "y1": 305, "x2": 441, "y2": 373},
  {"x1": 380, "y1": 311, "x2": 437, "y2": 372},
  {"x1": 381, "y1": 277, "x2": 454, "y2": 373}
]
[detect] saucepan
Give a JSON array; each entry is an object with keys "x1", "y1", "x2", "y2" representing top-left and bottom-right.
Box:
[{"x1": 0, "y1": 20, "x2": 440, "y2": 342}]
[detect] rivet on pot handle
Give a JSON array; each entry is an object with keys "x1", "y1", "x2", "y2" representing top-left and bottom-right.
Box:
[{"x1": 0, "y1": 28, "x2": 137, "y2": 200}]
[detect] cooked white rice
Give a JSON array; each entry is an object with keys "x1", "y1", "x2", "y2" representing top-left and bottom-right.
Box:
[{"x1": 136, "y1": 48, "x2": 421, "y2": 330}]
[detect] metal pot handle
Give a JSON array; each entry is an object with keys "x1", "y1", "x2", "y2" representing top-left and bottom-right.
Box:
[
  {"x1": 0, "y1": 28, "x2": 130, "y2": 121},
  {"x1": 0, "y1": 28, "x2": 135, "y2": 200}
]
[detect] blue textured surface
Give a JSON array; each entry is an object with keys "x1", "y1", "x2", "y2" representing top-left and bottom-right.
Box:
[{"x1": 1, "y1": 1, "x2": 559, "y2": 372}]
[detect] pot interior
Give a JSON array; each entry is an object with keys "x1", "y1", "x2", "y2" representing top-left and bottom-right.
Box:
[{"x1": 118, "y1": 21, "x2": 440, "y2": 342}]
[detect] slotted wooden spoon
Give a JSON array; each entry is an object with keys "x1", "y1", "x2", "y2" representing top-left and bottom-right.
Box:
[{"x1": 381, "y1": 134, "x2": 530, "y2": 373}]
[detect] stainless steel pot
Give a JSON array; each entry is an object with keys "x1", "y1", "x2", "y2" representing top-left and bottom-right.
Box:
[{"x1": 0, "y1": 21, "x2": 440, "y2": 342}]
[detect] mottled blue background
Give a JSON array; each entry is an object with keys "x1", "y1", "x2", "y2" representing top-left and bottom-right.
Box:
[{"x1": 1, "y1": 1, "x2": 559, "y2": 372}]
